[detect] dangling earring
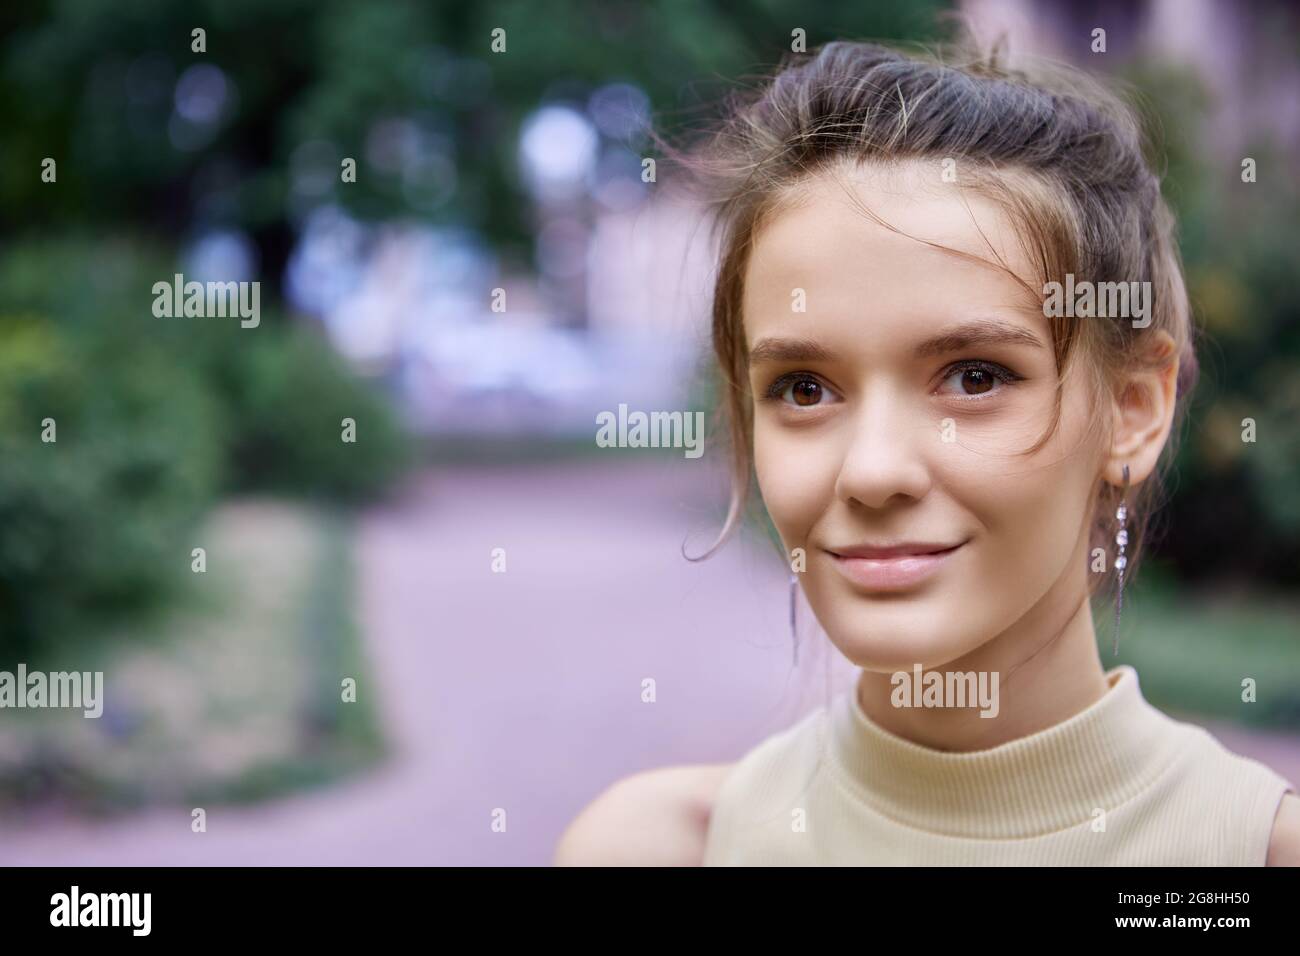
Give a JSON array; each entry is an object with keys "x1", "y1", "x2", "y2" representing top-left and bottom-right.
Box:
[
  {"x1": 1113, "y1": 464, "x2": 1131, "y2": 657},
  {"x1": 789, "y1": 572, "x2": 800, "y2": 666}
]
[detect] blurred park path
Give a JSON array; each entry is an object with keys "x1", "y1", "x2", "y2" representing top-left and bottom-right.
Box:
[{"x1": 1, "y1": 458, "x2": 1294, "y2": 865}]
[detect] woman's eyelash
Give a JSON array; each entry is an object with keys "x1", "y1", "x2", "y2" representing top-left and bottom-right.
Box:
[
  {"x1": 938, "y1": 360, "x2": 1024, "y2": 391},
  {"x1": 761, "y1": 372, "x2": 824, "y2": 402}
]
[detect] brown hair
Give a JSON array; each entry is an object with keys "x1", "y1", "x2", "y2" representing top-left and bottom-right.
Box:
[{"x1": 670, "y1": 38, "x2": 1198, "y2": 609}]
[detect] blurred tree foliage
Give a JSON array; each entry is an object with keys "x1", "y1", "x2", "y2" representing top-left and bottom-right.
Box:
[
  {"x1": 1122, "y1": 61, "x2": 1300, "y2": 588},
  {"x1": 0, "y1": 0, "x2": 948, "y2": 285}
]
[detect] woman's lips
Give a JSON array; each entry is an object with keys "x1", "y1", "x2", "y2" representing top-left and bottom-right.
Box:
[{"x1": 826, "y1": 541, "x2": 966, "y2": 591}]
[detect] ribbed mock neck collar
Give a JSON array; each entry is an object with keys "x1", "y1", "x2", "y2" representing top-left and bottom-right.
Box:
[{"x1": 827, "y1": 665, "x2": 1184, "y2": 839}]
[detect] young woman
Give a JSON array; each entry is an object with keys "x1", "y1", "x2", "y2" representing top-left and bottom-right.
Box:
[{"x1": 555, "y1": 39, "x2": 1300, "y2": 866}]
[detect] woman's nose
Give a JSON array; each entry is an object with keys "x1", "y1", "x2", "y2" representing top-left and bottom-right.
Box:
[{"x1": 832, "y1": 391, "x2": 933, "y2": 510}]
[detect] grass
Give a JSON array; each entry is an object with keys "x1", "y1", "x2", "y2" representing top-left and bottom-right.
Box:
[{"x1": 0, "y1": 499, "x2": 387, "y2": 817}]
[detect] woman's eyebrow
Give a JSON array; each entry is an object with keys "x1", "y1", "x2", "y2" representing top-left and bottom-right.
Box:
[
  {"x1": 914, "y1": 319, "x2": 1046, "y2": 357},
  {"x1": 748, "y1": 337, "x2": 835, "y2": 366},
  {"x1": 748, "y1": 321, "x2": 1045, "y2": 367}
]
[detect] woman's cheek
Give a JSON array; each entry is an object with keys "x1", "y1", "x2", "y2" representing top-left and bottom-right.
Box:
[
  {"x1": 960, "y1": 456, "x2": 1088, "y2": 600},
  {"x1": 753, "y1": 424, "x2": 839, "y2": 549}
]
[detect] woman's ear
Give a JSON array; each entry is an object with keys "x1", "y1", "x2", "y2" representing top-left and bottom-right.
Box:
[{"x1": 1103, "y1": 329, "x2": 1179, "y2": 487}]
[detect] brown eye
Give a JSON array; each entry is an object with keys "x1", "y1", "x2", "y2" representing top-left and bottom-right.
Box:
[
  {"x1": 937, "y1": 361, "x2": 1018, "y2": 399},
  {"x1": 961, "y1": 368, "x2": 994, "y2": 395},
  {"x1": 765, "y1": 372, "x2": 841, "y2": 409},
  {"x1": 791, "y1": 379, "x2": 822, "y2": 406}
]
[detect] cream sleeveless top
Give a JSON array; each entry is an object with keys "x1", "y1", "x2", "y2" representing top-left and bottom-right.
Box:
[{"x1": 702, "y1": 665, "x2": 1294, "y2": 865}]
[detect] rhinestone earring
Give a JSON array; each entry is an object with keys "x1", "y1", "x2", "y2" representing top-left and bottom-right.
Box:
[
  {"x1": 789, "y1": 572, "x2": 800, "y2": 666},
  {"x1": 1113, "y1": 464, "x2": 1131, "y2": 657}
]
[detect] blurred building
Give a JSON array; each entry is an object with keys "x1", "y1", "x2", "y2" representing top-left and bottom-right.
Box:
[{"x1": 964, "y1": 0, "x2": 1300, "y2": 162}]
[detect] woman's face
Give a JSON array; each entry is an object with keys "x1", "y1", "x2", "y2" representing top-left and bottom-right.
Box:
[{"x1": 744, "y1": 160, "x2": 1105, "y2": 672}]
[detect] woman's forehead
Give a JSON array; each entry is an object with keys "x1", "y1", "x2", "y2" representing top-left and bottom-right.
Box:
[
  {"x1": 760, "y1": 160, "x2": 1038, "y2": 275},
  {"x1": 744, "y1": 163, "x2": 1045, "y2": 337}
]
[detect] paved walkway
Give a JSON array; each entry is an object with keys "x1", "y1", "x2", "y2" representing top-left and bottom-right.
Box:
[{"x1": 1, "y1": 458, "x2": 1294, "y2": 865}]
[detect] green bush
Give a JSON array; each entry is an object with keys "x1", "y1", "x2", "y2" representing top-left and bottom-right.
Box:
[
  {"x1": 209, "y1": 327, "x2": 412, "y2": 502},
  {"x1": 0, "y1": 316, "x2": 222, "y2": 663}
]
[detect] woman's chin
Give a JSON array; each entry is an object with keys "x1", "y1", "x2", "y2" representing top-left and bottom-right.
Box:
[{"x1": 818, "y1": 603, "x2": 987, "y2": 672}]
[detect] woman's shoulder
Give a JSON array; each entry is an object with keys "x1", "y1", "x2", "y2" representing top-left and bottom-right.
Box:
[
  {"x1": 553, "y1": 704, "x2": 831, "y2": 866},
  {"x1": 553, "y1": 763, "x2": 737, "y2": 866},
  {"x1": 698, "y1": 705, "x2": 834, "y2": 864}
]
